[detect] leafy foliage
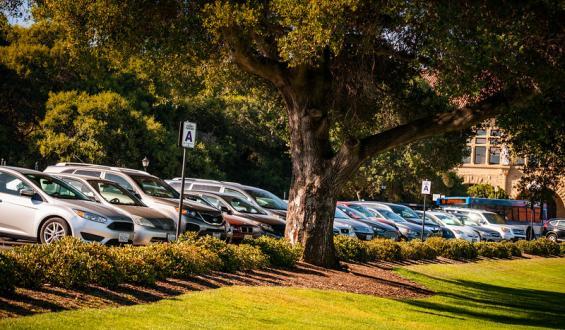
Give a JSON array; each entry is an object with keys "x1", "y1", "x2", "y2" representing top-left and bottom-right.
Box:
[
  {"x1": 467, "y1": 184, "x2": 509, "y2": 199},
  {"x1": 516, "y1": 238, "x2": 560, "y2": 257}
]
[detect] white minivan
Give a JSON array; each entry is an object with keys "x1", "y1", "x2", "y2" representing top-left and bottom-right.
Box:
[{"x1": 442, "y1": 207, "x2": 527, "y2": 241}]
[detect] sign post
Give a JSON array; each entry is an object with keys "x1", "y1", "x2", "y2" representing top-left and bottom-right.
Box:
[
  {"x1": 421, "y1": 180, "x2": 431, "y2": 241},
  {"x1": 177, "y1": 121, "x2": 196, "y2": 238}
]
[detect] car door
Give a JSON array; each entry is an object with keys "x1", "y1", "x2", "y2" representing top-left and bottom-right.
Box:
[
  {"x1": 0, "y1": 171, "x2": 43, "y2": 238},
  {"x1": 558, "y1": 221, "x2": 565, "y2": 239}
]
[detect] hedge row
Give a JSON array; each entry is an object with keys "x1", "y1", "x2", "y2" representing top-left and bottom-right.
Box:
[
  {"x1": 0, "y1": 235, "x2": 300, "y2": 293},
  {"x1": 334, "y1": 237, "x2": 563, "y2": 263}
]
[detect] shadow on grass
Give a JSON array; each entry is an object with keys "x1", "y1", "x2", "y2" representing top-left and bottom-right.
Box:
[{"x1": 402, "y1": 272, "x2": 565, "y2": 328}]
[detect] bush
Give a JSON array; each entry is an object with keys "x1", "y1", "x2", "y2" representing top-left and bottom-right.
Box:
[
  {"x1": 400, "y1": 240, "x2": 438, "y2": 260},
  {"x1": 0, "y1": 253, "x2": 17, "y2": 293},
  {"x1": 366, "y1": 239, "x2": 402, "y2": 261},
  {"x1": 244, "y1": 236, "x2": 302, "y2": 268},
  {"x1": 5, "y1": 244, "x2": 49, "y2": 289},
  {"x1": 475, "y1": 242, "x2": 512, "y2": 259},
  {"x1": 500, "y1": 241, "x2": 522, "y2": 257},
  {"x1": 561, "y1": 243, "x2": 565, "y2": 256},
  {"x1": 516, "y1": 239, "x2": 560, "y2": 256},
  {"x1": 334, "y1": 235, "x2": 370, "y2": 262},
  {"x1": 426, "y1": 238, "x2": 477, "y2": 260},
  {"x1": 112, "y1": 245, "x2": 161, "y2": 285}
]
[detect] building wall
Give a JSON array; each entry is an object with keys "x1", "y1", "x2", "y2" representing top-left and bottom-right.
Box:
[{"x1": 455, "y1": 124, "x2": 565, "y2": 218}]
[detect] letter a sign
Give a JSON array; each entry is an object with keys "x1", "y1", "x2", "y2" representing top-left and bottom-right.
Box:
[
  {"x1": 421, "y1": 180, "x2": 432, "y2": 195},
  {"x1": 181, "y1": 121, "x2": 196, "y2": 149}
]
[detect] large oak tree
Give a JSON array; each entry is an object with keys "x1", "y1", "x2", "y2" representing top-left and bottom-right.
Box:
[{"x1": 5, "y1": 0, "x2": 563, "y2": 267}]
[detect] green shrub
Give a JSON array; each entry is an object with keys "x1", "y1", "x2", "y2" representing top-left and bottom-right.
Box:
[
  {"x1": 4, "y1": 244, "x2": 49, "y2": 289},
  {"x1": 334, "y1": 236, "x2": 370, "y2": 262},
  {"x1": 500, "y1": 241, "x2": 522, "y2": 257},
  {"x1": 366, "y1": 239, "x2": 402, "y2": 261},
  {"x1": 112, "y1": 245, "x2": 161, "y2": 285},
  {"x1": 561, "y1": 243, "x2": 565, "y2": 256},
  {"x1": 400, "y1": 240, "x2": 438, "y2": 260},
  {"x1": 0, "y1": 253, "x2": 17, "y2": 293},
  {"x1": 516, "y1": 239, "x2": 560, "y2": 256},
  {"x1": 475, "y1": 242, "x2": 512, "y2": 259},
  {"x1": 244, "y1": 236, "x2": 302, "y2": 268},
  {"x1": 426, "y1": 238, "x2": 477, "y2": 260},
  {"x1": 227, "y1": 244, "x2": 269, "y2": 271}
]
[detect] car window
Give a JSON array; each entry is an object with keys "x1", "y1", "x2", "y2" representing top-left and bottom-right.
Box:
[
  {"x1": 105, "y1": 173, "x2": 134, "y2": 191},
  {"x1": 224, "y1": 196, "x2": 265, "y2": 214},
  {"x1": 74, "y1": 170, "x2": 101, "y2": 177},
  {"x1": 224, "y1": 188, "x2": 248, "y2": 200},
  {"x1": 62, "y1": 178, "x2": 96, "y2": 198},
  {"x1": 89, "y1": 180, "x2": 144, "y2": 206},
  {"x1": 192, "y1": 184, "x2": 221, "y2": 192},
  {"x1": 483, "y1": 212, "x2": 507, "y2": 225},
  {"x1": 433, "y1": 213, "x2": 463, "y2": 226},
  {"x1": 334, "y1": 208, "x2": 350, "y2": 219},
  {"x1": 389, "y1": 205, "x2": 420, "y2": 219},
  {"x1": 130, "y1": 175, "x2": 180, "y2": 199},
  {"x1": 374, "y1": 208, "x2": 408, "y2": 223},
  {"x1": 201, "y1": 195, "x2": 223, "y2": 209},
  {"x1": 0, "y1": 172, "x2": 32, "y2": 196},
  {"x1": 184, "y1": 194, "x2": 216, "y2": 208},
  {"x1": 24, "y1": 174, "x2": 89, "y2": 200},
  {"x1": 244, "y1": 188, "x2": 287, "y2": 210},
  {"x1": 347, "y1": 204, "x2": 374, "y2": 217}
]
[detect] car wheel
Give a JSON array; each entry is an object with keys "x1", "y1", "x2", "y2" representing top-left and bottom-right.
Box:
[
  {"x1": 547, "y1": 233, "x2": 557, "y2": 243},
  {"x1": 40, "y1": 218, "x2": 70, "y2": 244}
]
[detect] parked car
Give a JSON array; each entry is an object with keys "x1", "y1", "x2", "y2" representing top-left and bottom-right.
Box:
[
  {"x1": 361, "y1": 205, "x2": 429, "y2": 241},
  {"x1": 543, "y1": 218, "x2": 565, "y2": 242},
  {"x1": 44, "y1": 163, "x2": 229, "y2": 239},
  {"x1": 55, "y1": 174, "x2": 177, "y2": 245},
  {"x1": 356, "y1": 201, "x2": 442, "y2": 237},
  {"x1": 450, "y1": 213, "x2": 503, "y2": 241},
  {"x1": 337, "y1": 205, "x2": 400, "y2": 240},
  {"x1": 417, "y1": 211, "x2": 480, "y2": 242},
  {"x1": 185, "y1": 191, "x2": 285, "y2": 238},
  {"x1": 333, "y1": 219, "x2": 356, "y2": 237},
  {"x1": 442, "y1": 207, "x2": 527, "y2": 241},
  {"x1": 334, "y1": 207, "x2": 374, "y2": 240},
  {"x1": 168, "y1": 178, "x2": 288, "y2": 218},
  {"x1": 0, "y1": 166, "x2": 134, "y2": 245}
]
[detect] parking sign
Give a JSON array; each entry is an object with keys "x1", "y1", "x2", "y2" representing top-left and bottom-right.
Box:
[
  {"x1": 181, "y1": 121, "x2": 196, "y2": 149},
  {"x1": 421, "y1": 180, "x2": 431, "y2": 195}
]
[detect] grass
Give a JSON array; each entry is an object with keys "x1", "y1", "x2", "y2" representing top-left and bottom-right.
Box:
[{"x1": 1, "y1": 258, "x2": 564, "y2": 329}]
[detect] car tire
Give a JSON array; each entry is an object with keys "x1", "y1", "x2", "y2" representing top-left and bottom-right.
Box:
[
  {"x1": 39, "y1": 218, "x2": 70, "y2": 244},
  {"x1": 547, "y1": 233, "x2": 557, "y2": 243}
]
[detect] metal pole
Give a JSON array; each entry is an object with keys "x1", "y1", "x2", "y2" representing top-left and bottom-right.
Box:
[
  {"x1": 177, "y1": 148, "x2": 188, "y2": 239},
  {"x1": 421, "y1": 194, "x2": 426, "y2": 241}
]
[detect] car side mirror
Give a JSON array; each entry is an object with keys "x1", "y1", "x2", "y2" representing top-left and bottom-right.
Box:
[
  {"x1": 19, "y1": 188, "x2": 36, "y2": 197},
  {"x1": 220, "y1": 206, "x2": 232, "y2": 215}
]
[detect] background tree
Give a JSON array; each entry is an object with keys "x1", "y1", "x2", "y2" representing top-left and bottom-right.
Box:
[{"x1": 467, "y1": 184, "x2": 509, "y2": 199}]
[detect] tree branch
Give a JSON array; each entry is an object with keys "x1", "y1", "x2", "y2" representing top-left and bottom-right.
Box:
[
  {"x1": 223, "y1": 29, "x2": 287, "y2": 88},
  {"x1": 332, "y1": 88, "x2": 529, "y2": 181}
]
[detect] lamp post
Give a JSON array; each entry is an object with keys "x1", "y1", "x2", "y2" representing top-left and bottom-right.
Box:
[
  {"x1": 142, "y1": 157, "x2": 149, "y2": 172},
  {"x1": 526, "y1": 181, "x2": 541, "y2": 240}
]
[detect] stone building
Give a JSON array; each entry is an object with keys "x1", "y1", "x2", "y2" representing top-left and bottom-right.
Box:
[{"x1": 455, "y1": 125, "x2": 565, "y2": 218}]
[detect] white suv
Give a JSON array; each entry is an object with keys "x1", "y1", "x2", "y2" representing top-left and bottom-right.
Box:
[{"x1": 442, "y1": 207, "x2": 527, "y2": 241}]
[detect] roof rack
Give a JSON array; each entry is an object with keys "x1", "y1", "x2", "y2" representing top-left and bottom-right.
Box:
[{"x1": 53, "y1": 162, "x2": 150, "y2": 175}]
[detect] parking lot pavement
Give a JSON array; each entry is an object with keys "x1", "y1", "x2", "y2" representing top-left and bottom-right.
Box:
[{"x1": 0, "y1": 239, "x2": 31, "y2": 249}]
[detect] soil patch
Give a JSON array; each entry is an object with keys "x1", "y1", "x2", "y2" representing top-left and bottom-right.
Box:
[{"x1": 0, "y1": 262, "x2": 431, "y2": 319}]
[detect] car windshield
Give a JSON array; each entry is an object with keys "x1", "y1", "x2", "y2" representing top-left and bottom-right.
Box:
[
  {"x1": 339, "y1": 206, "x2": 368, "y2": 219},
  {"x1": 184, "y1": 194, "x2": 216, "y2": 208},
  {"x1": 89, "y1": 180, "x2": 144, "y2": 206},
  {"x1": 334, "y1": 208, "x2": 350, "y2": 219},
  {"x1": 375, "y1": 208, "x2": 408, "y2": 223},
  {"x1": 347, "y1": 204, "x2": 374, "y2": 217},
  {"x1": 389, "y1": 204, "x2": 420, "y2": 219},
  {"x1": 224, "y1": 195, "x2": 267, "y2": 214},
  {"x1": 244, "y1": 188, "x2": 287, "y2": 210},
  {"x1": 484, "y1": 212, "x2": 507, "y2": 225},
  {"x1": 455, "y1": 214, "x2": 480, "y2": 226},
  {"x1": 433, "y1": 213, "x2": 463, "y2": 226},
  {"x1": 24, "y1": 174, "x2": 89, "y2": 200},
  {"x1": 130, "y1": 175, "x2": 180, "y2": 199}
]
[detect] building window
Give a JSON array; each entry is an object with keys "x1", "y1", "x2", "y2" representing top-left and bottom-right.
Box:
[
  {"x1": 476, "y1": 129, "x2": 487, "y2": 136},
  {"x1": 490, "y1": 129, "x2": 501, "y2": 137},
  {"x1": 514, "y1": 157, "x2": 525, "y2": 165},
  {"x1": 489, "y1": 147, "x2": 500, "y2": 164},
  {"x1": 474, "y1": 146, "x2": 486, "y2": 164},
  {"x1": 475, "y1": 137, "x2": 487, "y2": 144},
  {"x1": 462, "y1": 146, "x2": 471, "y2": 164}
]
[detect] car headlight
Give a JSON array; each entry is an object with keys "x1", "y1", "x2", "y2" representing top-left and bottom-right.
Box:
[
  {"x1": 133, "y1": 217, "x2": 155, "y2": 228},
  {"x1": 175, "y1": 207, "x2": 197, "y2": 217},
  {"x1": 73, "y1": 209, "x2": 107, "y2": 223},
  {"x1": 501, "y1": 227, "x2": 510, "y2": 233},
  {"x1": 373, "y1": 227, "x2": 385, "y2": 233}
]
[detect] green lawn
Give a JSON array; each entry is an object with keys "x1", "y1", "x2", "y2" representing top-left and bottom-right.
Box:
[{"x1": 1, "y1": 258, "x2": 564, "y2": 329}]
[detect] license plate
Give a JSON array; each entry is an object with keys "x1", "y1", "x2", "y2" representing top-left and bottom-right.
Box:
[
  {"x1": 244, "y1": 234, "x2": 253, "y2": 240},
  {"x1": 213, "y1": 232, "x2": 221, "y2": 239},
  {"x1": 118, "y1": 233, "x2": 130, "y2": 243},
  {"x1": 167, "y1": 234, "x2": 176, "y2": 242},
  {"x1": 366, "y1": 235, "x2": 373, "y2": 240}
]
